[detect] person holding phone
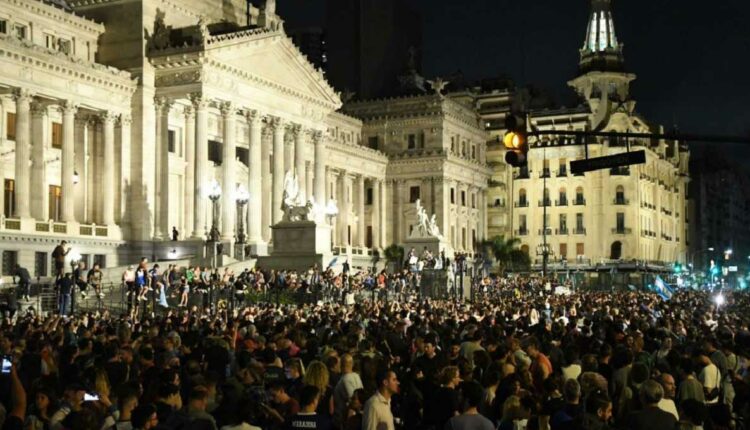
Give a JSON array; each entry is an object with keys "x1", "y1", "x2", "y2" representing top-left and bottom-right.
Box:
[{"x1": 2, "y1": 358, "x2": 26, "y2": 430}]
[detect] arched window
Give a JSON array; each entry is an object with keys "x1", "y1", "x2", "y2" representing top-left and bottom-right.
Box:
[
  {"x1": 521, "y1": 244, "x2": 530, "y2": 255},
  {"x1": 615, "y1": 185, "x2": 625, "y2": 204},
  {"x1": 610, "y1": 241, "x2": 623, "y2": 260},
  {"x1": 575, "y1": 187, "x2": 585, "y2": 205},
  {"x1": 558, "y1": 187, "x2": 567, "y2": 206}
]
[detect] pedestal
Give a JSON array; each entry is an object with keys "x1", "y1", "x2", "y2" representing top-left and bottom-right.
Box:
[
  {"x1": 257, "y1": 221, "x2": 334, "y2": 272},
  {"x1": 403, "y1": 235, "x2": 455, "y2": 261}
]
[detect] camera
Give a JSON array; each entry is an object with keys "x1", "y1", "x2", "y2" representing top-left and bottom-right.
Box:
[{"x1": 84, "y1": 392, "x2": 99, "y2": 402}]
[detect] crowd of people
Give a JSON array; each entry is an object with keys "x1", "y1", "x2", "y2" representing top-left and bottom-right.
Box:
[{"x1": 0, "y1": 255, "x2": 748, "y2": 430}]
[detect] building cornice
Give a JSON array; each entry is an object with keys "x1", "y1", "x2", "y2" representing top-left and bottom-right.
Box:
[
  {"x1": 12, "y1": 0, "x2": 104, "y2": 36},
  {"x1": 0, "y1": 35, "x2": 136, "y2": 94}
]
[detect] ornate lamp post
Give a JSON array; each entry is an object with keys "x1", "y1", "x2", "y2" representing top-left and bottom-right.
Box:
[
  {"x1": 234, "y1": 184, "x2": 249, "y2": 259},
  {"x1": 207, "y1": 180, "x2": 222, "y2": 243}
]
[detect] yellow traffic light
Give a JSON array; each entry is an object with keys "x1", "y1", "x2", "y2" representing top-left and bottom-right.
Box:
[{"x1": 503, "y1": 131, "x2": 525, "y2": 149}]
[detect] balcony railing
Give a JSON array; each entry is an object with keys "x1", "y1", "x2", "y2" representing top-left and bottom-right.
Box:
[
  {"x1": 538, "y1": 198, "x2": 552, "y2": 207},
  {"x1": 516, "y1": 228, "x2": 528, "y2": 236},
  {"x1": 538, "y1": 228, "x2": 552, "y2": 235},
  {"x1": 515, "y1": 200, "x2": 529, "y2": 208},
  {"x1": 556, "y1": 198, "x2": 568, "y2": 206},
  {"x1": 556, "y1": 228, "x2": 569, "y2": 235},
  {"x1": 611, "y1": 227, "x2": 632, "y2": 235},
  {"x1": 573, "y1": 197, "x2": 586, "y2": 206},
  {"x1": 614, "y1": 198, "x2": 629, "y2": 205},
  {"x1": 573, "y1": 227, "x2": 586, "y2": 235},
  {"x1": 540, "y1": 168, "x2": 551, "y2": 178},
  {"x1": 557, "y1": 168, "x2": 567, "y2": 177}
]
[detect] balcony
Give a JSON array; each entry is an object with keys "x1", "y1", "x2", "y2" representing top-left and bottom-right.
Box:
[
  {"x1": 557, "y1": 168, "x2": 568, "y2": 177},
  {"x1": 611, "y1": 227, "x2": 632, "y2": 235},
  {"x1": 538, "y1": 228, "x2": 552, "y2": 235},
  {"x1": 556, "y1": 198, "x2": 568, "y2": 206},
  {"x1": 539, "y1": 168, "x2": 551, "y2": 178},
  {"x1": 573, "y1": 197, "x2": 586, "y2": 206},
  {"x1": 516, "y1": 228, "x2": 528, "y2": 236},
  {"x1": 538, "y1": 198, "x2": 552, "y2": 207},
  {"x1": 573, "y1": 227, "x2": 586, "y2": 235},
  {"x1": 614, "y1": 198, "x2": 629, "y2": 205},
  {"x1": 609, "y1": 167, "x2": 630, "y2": 176},
  {"x1": 514, "y1": 200, "x2": 529, "y2": 208},
  {"x1": 556, "y1": 228, "x2": 569, "y2": 235}
]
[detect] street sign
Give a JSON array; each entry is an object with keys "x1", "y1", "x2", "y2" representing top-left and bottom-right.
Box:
[{"x1": 569, "y1": 150, "x2": 646, "y2": 175}]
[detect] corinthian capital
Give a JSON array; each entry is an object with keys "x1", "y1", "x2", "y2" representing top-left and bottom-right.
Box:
[
  {"x1": 12, "y1": 88, "x2": 34, "y2": 103},
  {"x1": 219, "y1": 101, "x2": 235, "y2": 116},
  {"x1": 100, "y1": 111, "x2": 117, "y2": 124},
  {"x1": 269, "y1": 116, "x2": 285, "y2": 130},
  {"x1": 188, "y1": 93, "x2": 210, "y2": 110}
]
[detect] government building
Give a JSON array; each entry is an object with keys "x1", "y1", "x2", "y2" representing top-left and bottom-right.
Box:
[
  {"x1": 485, "y1": 0, "x2": 691, "y2": 282},
  {"x1": 0, "y1": 0, "x2": 490, "y2": 276}
]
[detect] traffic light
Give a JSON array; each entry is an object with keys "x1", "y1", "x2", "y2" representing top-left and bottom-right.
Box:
[{"x1": 504, "y1": 113, "x2": 528, "y2": 167}]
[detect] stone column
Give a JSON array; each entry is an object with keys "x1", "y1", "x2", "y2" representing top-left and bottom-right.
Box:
[
  {"x1": 13, "y1": 89, "x2": 32, "y2": 219},
  {"x1": 220, "y1": 102, "x2": 236, "y2": 240},
  {"x1": 183, "y1": 107, "x2": 195, "y2": 237},
  {"x1": 154, "y1": 97, "x2": 171, "y2": 238},
  {"x1": 466, "y1": 186, "x2": 473, "y2": 250},
  {"x1": 30, "y1": 101, "x2": 47, "y2": 220},
  {"x1": 271, "y1": 117, "x2": 285, "y2": 224},
  {"x1": 118, "y1": 115, "x2": 131, "y2": 226},
  {"x1": 379, "y1": 179, "x2": 387, "y2": 248},
  {"x1": 372, "y1": 179, "x2": 381, "y2": 249},
  {"x1": 0, "y1": 100, "x2": 6, "y2": 217},
  {"x1": 357, "y1": 175, "x2": 365, "y2": 247},
  {"x1": 305, "y1": 162, "x2": 313, "y2": 200},
  {"x1": 313, "y1": 130, "x2": 326, "y2": 204},
  {"x1": 337, "y1": 171, "x2": 348, "y2": 245},
  {"x1": 246, "y1": 110, "x2": 266, "y2": 252},
  {"x1": 261, "y1": 122, "x2": 272, "y2": 241},
  {"x1": 101, "y1": 111, "x2": 116, "y2": 226},
  {"x1": 284, "y1": 126, "x2": 294, "y2": 177},
  {"x1": 74, "y1": 118, "x2": 88, "y2": 223},
  {"x1": 294, "y1": 126, "x2": 306, "y2": 200},
  {"x1": 191, "y1": 94, "x2": 209, "y2": 238}
]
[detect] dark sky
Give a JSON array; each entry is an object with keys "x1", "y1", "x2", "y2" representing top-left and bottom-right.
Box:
[{"x1": 279, "y1": 0, "x2": 750, "y2": 151}]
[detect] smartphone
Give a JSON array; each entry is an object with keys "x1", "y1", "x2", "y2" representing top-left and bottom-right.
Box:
[
  {"x1": 1, "y1": 356, "x2": 11, "y2": 374},
  {"x1": 84, "y1": 392, "x2": 99, "y2": 402}
]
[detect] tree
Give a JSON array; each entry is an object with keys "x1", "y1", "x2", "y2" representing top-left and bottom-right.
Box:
[
  {"x1": 384, "y1": 244, "x2": 405, "y2": 270},
  {"x1": 481, "y1": 235, "x2": 530, "y2": 274}
]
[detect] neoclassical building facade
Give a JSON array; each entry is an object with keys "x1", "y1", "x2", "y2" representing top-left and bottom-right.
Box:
[{"x1": 0, "y1": 0, "x2": 488, "y2": 276}]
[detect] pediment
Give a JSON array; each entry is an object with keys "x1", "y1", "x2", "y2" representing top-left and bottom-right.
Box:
[{"x1": 207, "y1": 35, "x2": 341, "y2": 110}]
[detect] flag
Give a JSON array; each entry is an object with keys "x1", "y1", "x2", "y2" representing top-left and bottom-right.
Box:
[{"x1": 654, "y1": 275, "x2": 673, "y2": 301}]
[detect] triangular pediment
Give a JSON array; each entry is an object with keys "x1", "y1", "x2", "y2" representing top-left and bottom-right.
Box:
[{"x1": 207, "y1": 33, "x2": 341, "y2": 110}]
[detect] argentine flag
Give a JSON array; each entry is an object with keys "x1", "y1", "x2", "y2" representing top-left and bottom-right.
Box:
[{"x1": 654, "y1": 275, "x2": 674, "y2": 301}]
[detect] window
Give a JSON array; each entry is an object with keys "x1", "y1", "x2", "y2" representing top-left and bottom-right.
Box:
[
  {"x1": 366, "y1": 226, "x2": 373, "y2": 248},
  {"x1": 615, "y1": 185, "x2": 625, "y2": 204},
  {"x1": 2, "y1": 251, "x2": 18, "y2": 276},
  {"x1": 558, "y1": 188, "x2": 567, "y2": 205},
  {"x1": 208, "y1": 140, "x2": 222, "y2": 164},
  {"x1": 471, "y1": 146, "x2": 476, "y2": 160},
  {"x1": 462, "y1": 227, "x2": 467, "y2": 249},
  {"x1": 4, "y1": 179, "x2": 15, "y2": 218},
  {"x1": 519, "y1": 188, "x2": 527, "y2": 206},
  {"x1": 94, "y1": 254, "x2": 106, "y2": 269},
  {"x1": 461, "y1": 190, "x2": 466, "y2": 206},
  {"x1": 616, "y1": 212, "x2": 625, "y2": 231},
  {"x1": 45, "y1": 33, "x2": 56, "y2": 49},
  {"x1": 407, "y1": 134, "x2": 416, "y2": 150},
  {"x1": 575, "y1": 187, "x2": 585, "y2": 205},
  {"x1": 559, "y1": 214, "x2": 568, "y2": 232},
  {"x1": 519, "y1": 215, "x2": 527, "y2": 233},
  {"x1": 559, "y1": 243, "x2": 568, "y2": 259},
  {"x1": 51, "y1": 122, "x2": 62, "y2": 149},
  {"x1": 366, "y1": 187, "x2": 373, "y2": 205},
  {"x1": 541, "y1": 159, "x2": 550, "y2": 177},
  {"x1": 0, "y1": 19, "x2": 7, "y2": 34},
  {"x1": 409, "y1": 186, "x2": 420, "y2": 203},
  {"x1": 367, "y1": 136, "x2": 378, "y2": 150},
  {"x1": 236, "y1": 147, "x2": 249, "y2": 167},
  {"x1": 576, "y1": 243, "x2": 585, "y2": 257},
  {"x1": 35, "y1": 252, "x2": 48, "y2": 277},
  {"x1": 471, "y1": 193, "x2": 475, "y2": 209},
  {"x1": 6, "y1": 112, "x2": 16, "y2": 140},
  {"x1": 558, "y1": 159, "x2": 567, "y2": 176},
  {"x1": 450, "y1": 188, "x2": 455, "y2": 204},
  {"x1": 168, "y1": 129, "x2": 176, "y2": 153},
  {"x1": 80, "y1": 254, "x2": 91, "y2": 267},
  {"x1": 13, "y1": 24, "x2": 27, "y2": 40},
  {"x1": 576, "y1": 213, "x2": 584, "y2": 230},
  {"x1": 541, "y1": 188, "x2": 550, "y2": 206},
  {"x1": 49, "y1": 185, "x2": 62, "y2": 221},
  {"x1": 57, "y1": 38, "x2": 72, "y2": 55}
]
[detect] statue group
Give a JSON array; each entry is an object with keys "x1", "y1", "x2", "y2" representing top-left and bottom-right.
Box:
[{"x1": 412, "y1": 199, "x2": 442, "y2": 239}]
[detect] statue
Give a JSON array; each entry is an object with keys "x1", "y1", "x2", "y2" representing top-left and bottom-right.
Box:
[
  {"x1": 427, "y1": 77, "x2": 450, "y2": 98},
  {"x1": 427, "y1": 214, "x2": 443, "y2": 239},
  {"x1": 282, "y1": 170, "x2": 312, "y2": 222},
  {"x1": 410, "y1": 199, "x2": 443, "y2": 240}
]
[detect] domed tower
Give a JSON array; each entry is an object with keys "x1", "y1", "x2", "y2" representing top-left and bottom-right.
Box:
[{"x1": 568, "y1": 0, "x2": 636, "y2": 130}]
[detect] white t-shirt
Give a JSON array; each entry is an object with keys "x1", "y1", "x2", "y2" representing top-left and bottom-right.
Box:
[
  {"x1": 657, "y1": 398, "x2": 680, "y2": 420},
  {"x1": 700, "y1": 362, "x2": 721, "y2": 404}
]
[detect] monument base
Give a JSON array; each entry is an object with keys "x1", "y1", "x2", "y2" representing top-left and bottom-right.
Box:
[
  {"x1": 403, "y1": 235, "x2": 455, "y2": 260},
  {"x1": 256, "y1": 221, "x2": 334, "y2": 272}
]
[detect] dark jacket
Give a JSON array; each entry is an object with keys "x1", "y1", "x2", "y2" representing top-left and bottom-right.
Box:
[{"x1": 627, "y1": 405, "x2": 677, "y2": 430}]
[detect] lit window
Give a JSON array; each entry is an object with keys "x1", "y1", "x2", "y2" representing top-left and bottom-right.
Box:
[
  {"x1": 589, "y1": 13, "x2": 598, "y2": 51},
  {"x1": 598, "y1": 14, "x2": 608, "y2": 50}
]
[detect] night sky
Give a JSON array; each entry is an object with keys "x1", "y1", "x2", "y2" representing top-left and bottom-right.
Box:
[{"x1": 279, "y1": 0, "x2": 750, "y2": 155}]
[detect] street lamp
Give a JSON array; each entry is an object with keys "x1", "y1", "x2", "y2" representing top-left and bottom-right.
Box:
[
  {"x1": 207, "y1": 180, "x2": 221, "y2": 243},
  {"x1": 234, "y1": 184, "x2": 249, "y2": 259},
  {"x1": 725, "y1": 249, "x2": 733, "y2": 260}
]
